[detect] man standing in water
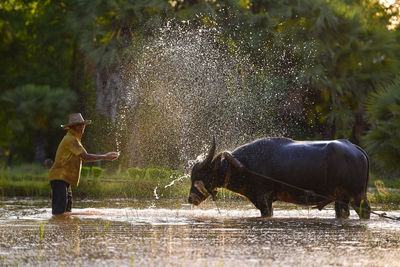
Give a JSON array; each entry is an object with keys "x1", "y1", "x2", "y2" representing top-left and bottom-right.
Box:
[{"x1": 49, "y1": 113, "x2": 119, "y2": 216}]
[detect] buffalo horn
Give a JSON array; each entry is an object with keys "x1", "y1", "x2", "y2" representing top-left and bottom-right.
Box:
[
  {"x1": 199, "y1": 136, "x2": 216, "y2": 169},
  {"x1": 223, "y1": 151, "x2": 246, "y2": 173}
]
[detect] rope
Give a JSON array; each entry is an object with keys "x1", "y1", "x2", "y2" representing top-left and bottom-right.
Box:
[
  {"x1": 212, "y1": 194, "x2": 221, "y2": 215},
  {"x1": 243, "y1": 168, "x2": 400, "y2": 221}
]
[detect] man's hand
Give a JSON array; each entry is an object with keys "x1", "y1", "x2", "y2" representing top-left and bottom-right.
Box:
[{"x1": 105, "y1": 152, "x2": 119, "y2": 161}]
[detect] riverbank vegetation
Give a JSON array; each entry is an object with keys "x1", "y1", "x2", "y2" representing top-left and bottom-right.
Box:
[
  {"x1": 1, "y1": 164, "x2": 399, "y2": 207},
  {"x1": 0, "y1": 164, "x2": 189, "y2": 199}
]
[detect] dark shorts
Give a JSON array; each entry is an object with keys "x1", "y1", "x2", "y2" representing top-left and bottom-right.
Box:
[{"x1": 50, "y1": 180, "x2": 72, "y2": 215}]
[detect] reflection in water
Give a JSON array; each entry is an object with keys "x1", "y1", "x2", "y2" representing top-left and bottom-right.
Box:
[{"x1": 0, "y1": 198, "x2": 400, "y2": 266}]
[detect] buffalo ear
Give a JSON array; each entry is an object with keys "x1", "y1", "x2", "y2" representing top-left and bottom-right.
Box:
[
  {"x1": 212, "y1": 154, "x2": 222, "y2": 171},
  {"x1": 199, "y1": 136, "x2": 216, "y2": 169}
]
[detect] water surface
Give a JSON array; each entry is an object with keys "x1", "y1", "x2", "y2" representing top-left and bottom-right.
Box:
[{"x1": 1, "y1": 197, "x2": 400, "y2": 266}]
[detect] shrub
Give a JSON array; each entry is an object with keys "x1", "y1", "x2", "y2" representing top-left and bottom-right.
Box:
[
  {"x1": 126, "y1": 167, "x2": 146, "y2": 179},
  {"x1": 126, "y1": 167, "x2": 178, "y2": 181},
  {"x1": 12, "y1": 163, "x2": 47, "y2": 175},
  {"x1": 92, "y1": 166, "x2": 104, "y2": 178},
  {"x1": 0, "y1": 164, "x2": 189, "y2": 198},
  {"x1": 81, "y1": 167, "x2": 90, "y2": 178},
  {"x1": 0, "y1": 179, "x2": 50, "y2": 197},
  {"x1": 145, "y1": 168, "x2": 169, "y2": 181},
  {"x1": 362, "y1": 76, "x2": 400, "y2": 177}
]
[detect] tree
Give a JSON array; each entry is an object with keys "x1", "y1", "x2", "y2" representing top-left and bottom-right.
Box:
[
  {"x1": 67, "y1": 0, "x2": 222, "y2": 122},
  {"x1": 0, "y1": 110, "x2": 14, "y2": 168},
  {"x1": 362, "y1": 76, "x2": 400, "y2": 177},
  {"x1": 67, "y1": 0, "x2": 171, "y2": 121},
  {"x1": 0, "y1": 0, "x2": 77, "y2": 91},
  {"x1": 240, "y1": 0, "x2": 400, "y2": 142},
  {"x1": 1, "y1": 84, "x2": 77, "y2": 165}
]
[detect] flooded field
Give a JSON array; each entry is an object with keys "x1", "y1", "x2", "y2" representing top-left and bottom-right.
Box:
[{"x1": 1, "y1": 197, "x2": 400, "y2": 266}]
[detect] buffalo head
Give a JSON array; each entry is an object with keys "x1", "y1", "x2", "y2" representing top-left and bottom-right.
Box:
[{"x1": 188, "y1": 137, "x2": 219, "y2": 205}]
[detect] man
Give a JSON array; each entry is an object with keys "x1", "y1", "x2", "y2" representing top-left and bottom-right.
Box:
[{"x1": 49, "y1": 113, "x2": 119, "y2": 216}]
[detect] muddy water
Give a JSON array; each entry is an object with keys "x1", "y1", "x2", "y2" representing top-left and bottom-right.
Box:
[{"x1": 1, "y1": 198, "x2": 400, "y2": 266}]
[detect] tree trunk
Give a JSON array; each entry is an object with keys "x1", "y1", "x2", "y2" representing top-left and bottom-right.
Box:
[
  {"x1": 324, "y1": 94, "x2": 336, "y2": 139},
  {"x1": 351, "y1": 108, "x2": 365, "y2": 145},
  {"x1": 70, "y1": 38, "x2": 86, "y2": 111},
  {"x1": 7, "y1": 142, "x2": 14, "y2": 168},
  {"x1": 324, "y1": 117, "x2": 335, "y2": 140},
  {"x1": 33, "y1": 130, "x2": 46, "y2": 165},
  {"x1": 95, "y1": 67, "x2": 121, "y2": 122}
]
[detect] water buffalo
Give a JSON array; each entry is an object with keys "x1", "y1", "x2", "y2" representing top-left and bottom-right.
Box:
[{"x1": 188, "y1": 137, "x2": 371, "y2": 219}]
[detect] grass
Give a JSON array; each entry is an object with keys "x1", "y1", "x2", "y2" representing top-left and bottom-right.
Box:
[
  {"x1": 105, "y1": 220, "x2": 110, "y2": 233},
  {"x1": 367, "y1": 173, "x2": 400, "y2": 208},
  {"x1": 369, "y1": 172, "x2": 400, "y2": 188},
  {"x1": 39, "y1": 222, "x2": 45, "y2": 243},
  {"x1": 0, "y1": 164, "x2": 399, "y2": 206},
  {"x1": 0, "y1": 164, "x2": 190, "y2": 199}
]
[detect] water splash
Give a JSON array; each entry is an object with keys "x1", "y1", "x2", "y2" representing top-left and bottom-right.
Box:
[
  {"x1": 111, "y1": 19, "x2": 316, "y2": 173},
  {"x1": 164, "y1": 174, "x2": 189, "y2": 189},
  {"x1": 153, "y1": 186, "x2": 159, "y2": 200}
]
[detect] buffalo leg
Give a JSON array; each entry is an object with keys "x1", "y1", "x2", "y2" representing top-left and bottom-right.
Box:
[
  {"x1": 256, "y1": 192, "x2": 274, "y2": 217},
  {"x1": 351, "y1": 198, "x2": 371, "y2": 219},
  {"x1": 335, "y1": 199, "x2": 350, "y2": 219}
]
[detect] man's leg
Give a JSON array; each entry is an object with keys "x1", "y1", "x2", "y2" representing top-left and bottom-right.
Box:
[
  {"x1": 66, "y1": 183, "x2": 72, "y2": 212},
  {"x1": 50, "y1": 180, "x2": 69, "y2": 215}
]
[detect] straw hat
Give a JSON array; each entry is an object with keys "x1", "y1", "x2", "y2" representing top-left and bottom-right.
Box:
[{"x1": 61, "y1": 113, "x2": 92, "y2": 129}]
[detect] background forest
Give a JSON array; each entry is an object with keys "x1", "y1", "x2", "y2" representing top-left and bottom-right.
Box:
[{"x1": 1, "y1": 0, "x2": 400, "y2": 178}]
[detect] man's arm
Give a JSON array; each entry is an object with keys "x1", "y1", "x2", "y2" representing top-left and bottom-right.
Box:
[{"x1": 80, "y1": 151, "x2": 119, "y2": 162}]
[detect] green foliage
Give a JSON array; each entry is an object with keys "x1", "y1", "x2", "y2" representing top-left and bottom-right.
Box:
[
  {"x1": 0, "y1": 163, "x2": 49, "y2": 181},
  {"x1": 74, "y1": 167, "x2": 186, "y2": 199},
  {"x1": 0, "y1": 164, "x2": 187, "y2": 198},
  {"x1": 126, "y1": 167, "x2": 146, "y2": 179},
  {"x1": 39, "y1": 222, "x2": 45, "y2": 243},
  {"x1": 92, "y1": 166, "x2": 104, "y2": 178},
  {"x1": 0, "y1": 179, "x2": 50, "y2": 197},
  {"x1": 367, "y1": 179, "x2": 400, "y2": 207},
  {"x1": 127, "y1": 167, "x2": 180, "y2": 181},
  {"x1": 0, "y1": 0, "x2": 77, "y2": 90},
  {"x1": 1, "y1": 84, "x2": 77, "y2": 163},
  {"x1": 81, "y1": 167, "x2": 90, "y2": 179},
  {"x1": 369, "y1": 172, "x2": 400, "y2": 188},
  {"x1": 2, "y1": 84, "x2": 77, "y2": 132},
  {"x1": 68, "y1": 0, "x2": 171, "y2": 69},
  {"x1": 0, "y1": 0, "x2": 85, "y2": 164},
  {"x1": 145, "y1": 168, "x2": 173, "y2": 181},
  {"x1": 362, "y1": 76, "x2": 400, "y2": 176},
  {"x1": 1, "y1": 0, "x2": 400, "y2": 169},
  {"x1": 238, "y1": 0, "x2": 399, "y2": 141},
  {"x1": 3, "y1": 164, "x2": 400, "y2": 204},
  {"x1": 80, "y1": 166, "x2": 105, "y2": 181},
  {"x1": 0, "y1": 110, "x2": 13, "y2": 150}
]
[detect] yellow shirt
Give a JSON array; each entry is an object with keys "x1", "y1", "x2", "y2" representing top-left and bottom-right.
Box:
[{"x1": 49, "y1": 129, "x2": 87, "y2": 186}]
